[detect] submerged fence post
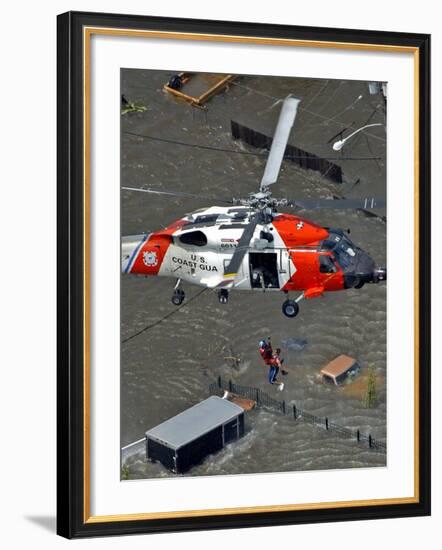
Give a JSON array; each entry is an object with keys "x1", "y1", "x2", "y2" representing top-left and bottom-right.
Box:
[
  {"x1": 293, "y1": 404, "x2": 297, "y2": 419},
  {"x1": 357, "y1": 429, "x2": 360, "y2": 442},
  {"x1": 325, "y1": 417, "x2": 329, "y2": 430},
  {"x1": 256, "y1": 388, "x2": 260, "y2": 405},
  {"x1": 369, "y1": 434, "x2": 372, "y2": 448},
  {"x1": 228, "y1": 379, "x2": 233, "y2": 393},
  {"x1": 217, "y1": 375, "x2": 222, "y2": 389},
  {"x1": 282, "y1": 401, "x2": 286, "y2": 414}
]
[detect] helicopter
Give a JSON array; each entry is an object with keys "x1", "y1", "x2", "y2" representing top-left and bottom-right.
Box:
[{"x1": 121, "y1": 96, "x2": 386, "y2": 318}]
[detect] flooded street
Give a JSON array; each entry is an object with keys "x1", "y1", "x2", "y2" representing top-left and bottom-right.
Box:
[{"x1": 120, "y1": 69, "x2": 387, "y2": 478}]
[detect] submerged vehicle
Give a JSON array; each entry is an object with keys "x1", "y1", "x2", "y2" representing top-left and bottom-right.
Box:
[{"x1": 320, "y1": 355, "x2": 361, "y2": 386}]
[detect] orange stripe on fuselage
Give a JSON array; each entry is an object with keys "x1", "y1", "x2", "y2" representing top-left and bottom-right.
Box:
[
  {"x1": 272, "y1": 214, "x2": 344, "y2": 293},
  {"x1": 272, "y1": 213, "x2": 328, "y2": 247},
  {"x1": 282, "y1": 250, "x2": 344, "y2": 293}
]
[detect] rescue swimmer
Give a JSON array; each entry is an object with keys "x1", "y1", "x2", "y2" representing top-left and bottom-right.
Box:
[{"x1": 258, "y1": 338, "x2": 288, "y2": 391}]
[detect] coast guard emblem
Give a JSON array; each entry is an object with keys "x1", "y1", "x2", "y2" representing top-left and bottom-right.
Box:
[{"x1": 143, "y1": 250, "x2": 158, "y2": 267}]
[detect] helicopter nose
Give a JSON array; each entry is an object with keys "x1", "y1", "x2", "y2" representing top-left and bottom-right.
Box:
[
  {"x1": 344, "y1": 263, "x2": 387, "y2": 288},
  {"x1": 342, "y1": 250, "x2": 387, "y2": 289}
]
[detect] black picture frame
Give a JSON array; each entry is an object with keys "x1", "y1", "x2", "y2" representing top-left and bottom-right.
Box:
[{"x1": 57, "y1": 10, "x2": 431, "y2": 539}]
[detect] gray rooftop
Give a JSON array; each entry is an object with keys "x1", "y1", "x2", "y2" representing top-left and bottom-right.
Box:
[{"x1": 145, "y1": 396, "x2": 243, "y2": 450}]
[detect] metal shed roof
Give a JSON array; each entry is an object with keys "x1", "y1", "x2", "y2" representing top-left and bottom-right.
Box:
[{"x1": 146, "y1": 396, "x2": 243, "y2": 450}]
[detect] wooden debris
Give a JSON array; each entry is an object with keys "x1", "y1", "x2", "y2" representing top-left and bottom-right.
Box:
[
  {"x1": 223, "y1": 391, "x2": 256, "y2": 411},
  {"x1": 121, "y1": 94, "x2": 147, "y2": 115},
  {"x1": 164, "y1": 72, "x2": 236, "y2": 106}
]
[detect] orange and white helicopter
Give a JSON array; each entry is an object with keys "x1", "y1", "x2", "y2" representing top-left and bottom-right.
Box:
[{"x1": 122, "y1": 96, "x2": 386, "y2": 318}]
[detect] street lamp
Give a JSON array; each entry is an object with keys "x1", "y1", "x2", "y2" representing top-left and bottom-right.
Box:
[{"x1": 332, "y1": 123, "x2": 383, "y2": 151}]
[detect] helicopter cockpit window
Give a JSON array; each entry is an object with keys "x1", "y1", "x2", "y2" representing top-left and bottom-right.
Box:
[
  {"x1": 319, "y1": 254, "x2": 337, "y2": 273},
  {"x1": 321, "y1": 231, "x2": 358, "y2": 269},
  {"x1": 179, "y1": 230, "x2": 208, "y2": 247},
  {"x1": 335, "y1": 239, "x2": 357, "y2": 268},
  {"x1": 321, "y1": 230, "x2": 343, "y2": 250}
]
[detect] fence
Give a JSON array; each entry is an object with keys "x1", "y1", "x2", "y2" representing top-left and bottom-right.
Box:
[
  {"x1": 209, "y1": 377, "x2": 386, "y2": 453},
  {"x1": 231, "y1": 120, "x2": 343, "y2": 184}
]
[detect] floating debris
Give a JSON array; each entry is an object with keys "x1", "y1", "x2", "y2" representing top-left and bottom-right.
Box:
[
  {"x1": 164, "y1": 72, "x2": 236, "y2": 107},
  {"x1": 222, "y1": 391, "x2": 256, "y2": 412},
  {"x1": 281, "y1": 338, "x2": 308, "y2": 351},
  {"x1": 121, "y1": 94, "x2": 147, "y2": 115}
]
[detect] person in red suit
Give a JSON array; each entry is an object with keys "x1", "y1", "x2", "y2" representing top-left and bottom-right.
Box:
[{"x1": 258, "y1": 338, "x2": 284, "y2": 391}]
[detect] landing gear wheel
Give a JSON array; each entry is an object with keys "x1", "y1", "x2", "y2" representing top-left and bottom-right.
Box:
[
  {"x1": 282, "y1": 299, "x2": 299, "y2": 318},
  {"x1": 218, "y1": 289, "x2": 229, "y2": 304},
  {"x1": 171, "y1": 288, "x2": 185, "y2": 306}
]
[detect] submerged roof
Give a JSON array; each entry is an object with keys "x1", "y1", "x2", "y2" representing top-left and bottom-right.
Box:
[{"x1": 146, "y1": 396, "x2": 243, "y2": 450}]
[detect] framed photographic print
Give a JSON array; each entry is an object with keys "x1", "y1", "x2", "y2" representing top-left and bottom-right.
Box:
[{"x1": 57, "y1": 11, "x2": 431, "y2": 538}]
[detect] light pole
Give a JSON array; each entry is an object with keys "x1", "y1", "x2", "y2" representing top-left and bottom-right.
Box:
[{"x1": 332, "y1": 123, "x2": 383, "y2": 151}]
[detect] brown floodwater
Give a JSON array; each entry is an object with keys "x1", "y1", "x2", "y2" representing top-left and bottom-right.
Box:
[{"x1": 120, "y1": 69, "x2": 387, "y2": 478}]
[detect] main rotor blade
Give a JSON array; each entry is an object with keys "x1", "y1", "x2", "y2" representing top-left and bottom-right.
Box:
[
  {"x1": 288, "y1": 197, "x2": 386, "y2": 210},
  {"x1": 122, "y1": 186, "x2": 234, "y2": 205},
  {"x1": 260, "y1": 96, "x2": 300, "y2": 191},
  {"x1": 224, "y1": 215, "x2": 261, "y2": 276}
]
